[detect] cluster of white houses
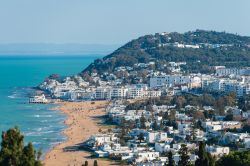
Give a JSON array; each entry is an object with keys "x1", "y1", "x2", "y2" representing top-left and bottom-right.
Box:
[
  {"x1": 86, "y1": 132, "x2": 232, "y2": 165},
  {"x1": 215, "y1": 66, "x2": 250, "y2": 77},
  {"x1": 83, "y1": 101, "x2": 250, "y2": 165},
  {"x1": 39, "y1": 78, "x2": 162, "y2": 101},
  {"x1": 150, "y1": 67, "x2": 250, "y2": 97},
  {"x1": 155, "y1": 34, "x2": 234, "y2": 50},
  {"x1": 202, "y1": 78, "x2": 250, "y2": 97},
  {"x1": 33, "y1": 65, "x2": 250, "y2": 103}
]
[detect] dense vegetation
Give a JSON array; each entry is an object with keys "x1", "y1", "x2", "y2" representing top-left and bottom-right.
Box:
[
  {"x1": 216, "y1": 150, "x2": 250, "y2": 166},
  {"x1": 0, "y1": 127, "x2": 42, "y2": 166},
  {"x1": 81, "y1": 30, "x2": 250, "y2": 76}
]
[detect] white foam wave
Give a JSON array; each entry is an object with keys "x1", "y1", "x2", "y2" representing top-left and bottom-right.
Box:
[
  {"x1": 32, "y1": 142, "x2": 42, "y2": 145},
  {"x1": 33, "y1": 114, "x2": 53, "y2": 118},
  {"x1": 25, "y1": 130, "x2": 56, "y2": 136},
  {"x1": 8, "y1": 95, "x2": 17, "y2": 99}
]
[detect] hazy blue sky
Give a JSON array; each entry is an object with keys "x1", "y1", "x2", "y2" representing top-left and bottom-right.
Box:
[{"x1": 0, "y1": 0, "x2": 249, "y2": 44}]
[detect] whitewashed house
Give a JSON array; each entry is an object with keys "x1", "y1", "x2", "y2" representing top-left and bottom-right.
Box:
[
  {"x1": 135, "y1": 152, "x2": 160, "y2": 163},
  {"x1": 205, "y1": 145, "x2": 230, "y2": 157}
]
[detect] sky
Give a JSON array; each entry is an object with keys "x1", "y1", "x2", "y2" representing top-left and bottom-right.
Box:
[{"x1": 0, "y1": 0, "x2": 250, "y2": 45}]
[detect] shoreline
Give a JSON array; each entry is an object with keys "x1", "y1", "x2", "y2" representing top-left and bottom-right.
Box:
[{"x1": 43, "y1": 101, "x2": 118, "y2": 166}]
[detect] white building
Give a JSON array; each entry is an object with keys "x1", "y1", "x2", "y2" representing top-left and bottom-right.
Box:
[
  {"x1": 111, "y1": 87, "x2": 128, "y2": 99},
  {"x1": 94, "y1": 85, "x2": 157, "y2": 100},
  {"x1": 150, "y1": 75, "x2": 201, "y2": 88},
  {"x1": 202, "y1": 78, "x2": 250, "y2": 97},
  {"x1": 29, "y1": 94, "x2": 49, "y2": 103},
  {"x1": 145, "y1": 131, "x2": 168, "y2": 143},
  {"x1": 242, "y1": 111, "x2": 250, "y2": 119},
  {"x1": 224, "y1": 82, "x2": 250, "y2": 97},
  {"x1": 202, "y1": 121, "x2": 222, "y2": 132},
  {"x1": 202, "y1": 121, "x2": 242, "y2": 131},
  {"x1": 127, "y1": 85, "x2": 147, "y2": 99},
  {"x1": 243, "y1": 137, "x2": 250, "y2": 149},
  {"x1": 216, "y1": 67, "x2": 250, "y2": 77},
  {"x1": 144, "y1": 90, "x2": 162, "y2": 98},
  {"x1": 94, "y1": 87, "x2": 111, "y2": 100},
  {"x1": 202, "y1": 79, "x2": 226, "y2": 91},
  {"x1": 135, "y1": 152, "x2": 160, "y2": 163},
  {"x1": 216, "y1": 67, "x2": 240, "y2": 77},
  {"x1": 155, "y1": 143, "x2": 171, "y2": 153},
  {"x1": 205, "y1": 145, "x2": 230, "y2": 157},
  {"x1": 89, "y1": 134, "x2": 117, "y2": 146}
]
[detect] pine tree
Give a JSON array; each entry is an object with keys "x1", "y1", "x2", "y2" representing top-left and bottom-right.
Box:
[
  {"x1": 21, "y1": 143, "x2": 36, "y2": 166},
  {"x1": 167, "y1": 151, "x2": 175, "y2": 166},
  {"x1": 0, "y1": 127, "x2": 24, "y2": 166},
  {"x1": 195, "y1": 141, "x2": 215, "y2": 166},
  {"x1": 195, "y1": 141, "x2": 208, "y2": 166},
  {"x1": 207, "y1": 153, "x2": 215, "y2": 166},
  {"x1": 178, "y1": 144, "x2": 190, "y2": 166},
  {"x1": 140, "y1": 113, "x2": 146, "y2": 129},
  {"x1": 0, "y1": 127, "x2": 42, "y2": 166}
]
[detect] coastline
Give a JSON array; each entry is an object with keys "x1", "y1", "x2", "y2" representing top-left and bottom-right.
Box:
[{"x1": 43, "y1": 101, "x2": 118, "y2": 166}]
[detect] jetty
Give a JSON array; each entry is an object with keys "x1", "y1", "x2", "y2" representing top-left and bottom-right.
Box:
[{"x1": 29, "y1": 94, "x2": 49, "y2": 104}]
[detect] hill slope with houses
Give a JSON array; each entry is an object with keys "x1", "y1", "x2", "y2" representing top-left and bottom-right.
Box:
[{"x1": 81, "y1": 30, "x2": 250, "y2": 78}]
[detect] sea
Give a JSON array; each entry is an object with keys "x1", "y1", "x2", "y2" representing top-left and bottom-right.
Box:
[{"x1": 0, "y1": 55, "x2": 102, "y2": 154}]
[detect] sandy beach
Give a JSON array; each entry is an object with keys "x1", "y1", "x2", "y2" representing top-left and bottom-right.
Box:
[{"x1": 43, "y1": 101, "x2": 118, "y2": 166}]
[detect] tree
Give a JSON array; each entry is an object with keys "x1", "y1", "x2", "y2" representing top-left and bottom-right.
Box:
[
  {"x1": 178, "y1": 144, "x2": 190, "y2": 166},
  {"x1": 195, "y1": 142, "x2": 216, "y2": 166},
  {"x1": 160, "y1": 120, "x2": 164, "y2": 129},
  {"x1": 224, "y1": 92, "x2": 236, "y2": 106},
  {"x1": 119, "y1": 128, "x2": 127, "y2": 146},
  {"x1": 216, "y1": 98, "x2": 225, "y2": 115},
  {"x1": 93, "y1": 160, "x2": 98, "y2": 166},
  {"x1": 146, "y1": 105, "x2": 154, "y2": 112},
  {"x1": 98, "y1": 128, "x2": 102, "y2": 133},
  {"x1": 173, "y1": 96, "x2": 186, "y2": 109},
  {"x1": 216, "y1": 150, "x2": 250, "y2": 166},
  {"x1": 140, "y1": 113, "x2": 146, "y2": 129},
  {"x1": 167, "y1": 151, "x2": 175, "y2": 166},
  {"x1": 190, "y1": 125, "x2": 197, "y2": 142},
  {"x1": 138, "y1": 133, "x2": 144, "y2": 143},
  {"x1": 224, "y1": 114, "x2": 233, "y2": 121},
  {"x1": 22, "y1": 143, "x2": 36, "y2": 166},
  {"x1": 0, "y1": 127, "x2": 24, "y2": 166},
  {"x1": 207, "y1": 153, "x2": 215, "y2": 166},
  {"x1": 0, "y1": 127, "x2": 42, "y2": 166},
  {"x1": 193, "y1": 111, "x2": 205, "y2": 121},
  {"x1": 168, "y1": 110, "x2": 176, "y2": 121},
  {"x1": 152, "y1": 120, "x2": 158, "y2": 130},
  {"x1": 195, "y1": 142, "x2": 208, "y2": 166},
  {"x1": 107, "y1": 128, "x2": 112, "y2": 133}
]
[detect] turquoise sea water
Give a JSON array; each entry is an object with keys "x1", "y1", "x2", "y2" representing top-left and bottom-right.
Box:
[{"x1": 0, "y1": 55, "x2": 102, "y2": 153}]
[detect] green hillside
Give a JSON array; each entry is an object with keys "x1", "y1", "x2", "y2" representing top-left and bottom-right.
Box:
[{"x1": 81, "y1": 30, "x2": 250, "y2": 76}]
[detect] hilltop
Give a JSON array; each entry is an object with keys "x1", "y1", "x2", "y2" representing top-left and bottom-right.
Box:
[{"x1": 81, "y1": 30, "x2": 250, "y2": 76}]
